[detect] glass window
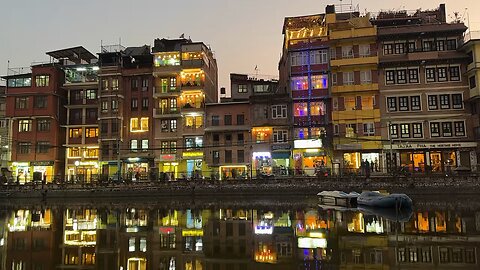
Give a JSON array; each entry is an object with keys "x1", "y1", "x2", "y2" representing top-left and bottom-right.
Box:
[
  {"x1": 452, "y1": 94, "x2": 463, "y2": 109},
  {"x1": 310, "y1": 50, "x2": 328, "y2": 64},
  {"x1": 294, "y1": 103, "x2": 307, "y2": 116},
  {"x1": 359, "y1": 44, "x2": 371, "y2": 57},
  {"x1": 131, "y1": 98, "x2": 138, "y2": 110},
  {"x1": 35, "y1": 75, "x2": 50, "y2": 87},
  {"x1": 442, "y1": 122, "x2": 452, "y2": 137},
  {"x1": 211, "y1": 115, "x2": 219, "y2": 126},
  {"x1": 15, "y1": 97, "x2": 29, "y2": 109},
  {"x1": 310, "y1": 102, "x2": 325, "y2": 115},
  {"x1": 85, "y1": 128, "x2": 98, "y2": 138},
  {"x1": 361, "y1": 96, "x2": 373, "y2": 110},
  {"x1": 111, "y1": 100, "x2": 118, "y2": 111},
  {"x1": 224, "y1": 115, "x2": 232, "y2": 125},
  {"x1": 253, "y1": 85, "x2": 269, "y2": 93},
  {"x1": 440, "y1": 94, "x2": 450, "y2": 109},
  {"x1": 142, "y1": 98, "x2": 149, "y2": 110},
  {"x1": 141, "y1": 139, "x2": 149, "y2": 150},
  {"x1": 129, "y1": 237, "x2": 136, "y2": 252},
  {"x1": 363, "y1": 123, "x2": 375, "y2": 136},
  {"x1": 446, "y1": 39, "x2": 457, "y2": 50},
  {"x1": 389, "y1": 124, "x2": 399, "y2": 139},
  {"x1": 411, "y1": 96, "x2": 421, "y2": 111},
  {"x1": 408, "y1": 68, "x2": 419, "y2": 83},
  {"x1": 430, "y1": 122, "x2": 440, "y2": 137},
  {"x1": 34, "y1": 96, "x2": 47, "y2": 108},
  {"x1": 101, "y1": 101, "x2": 108, "y2": 112},
  {"x1": 18, "y1": 142, "x2": 32, "y2": 154},
  {"x1": 397, "y1": 69, "x2": 407, "y2": 84},
  {"x1": 454, "y1": 121, "x2": 465, "y2": 136},
  {"x1": 86, "y1": 89, "x2": 96, "y2": 99},
  {"x1": 18, "y1": 120, "x2": 32, "y2": 132},
  {"x1": 383, "y1": 43, "x2": 393, "y2": 55},
  {"x1": 236, "y1": 114, "x2": 245, "y2": 125},
  {"x1": 37, "y1": 119, "x2": 51, "y2": 132},
  {"x1": 394, "y1": 43, "x2": 405, "y2": 54},
  {"x1": 154, "y1": 52, "x2": 181, "y2": 66},
  {"x1": 140, "y1": 118, "x2": 149, "y2": 131},
  {"x1": 311, "y1": 75, "x2": 328, "y2": 89},
  {"x1": 342, "y1": 46, "x2": 354, "y2": 58},
  {"x1": 111, "y1": 78, "x2": 119, "y2": 90},
  {"x1": 140, "y1": 237, "x2": 147, "y2": 252},
  {"x1": 408, "y1": 41, "x2": 416, "y2": 52},
  {"x1": 291, "y1": 76, "x2": 308, "y2": 90},
  {"x1": 437, "y1": 67, "x2": 447, "y2": 82},
  {"x1": 387, "y1": 97, "x2": 397, "y2": 112},
  {"x1": 130, "y1": 140, "x2": 138, "y2": 152},
  {"x1": 130, "y1": 118, "x2": 139, "y2": 131},
  {"x1": 360, "y1": 70, "x2": 372, "y2": 84},
  {"x1": 385, "y1": 70, "x2": 395, "y2": 85},
  {"x1": 273, "y1": 130, "x2": 288, "y2": 143},
  {"x1": 425, "y1": 68, "x2": 436, "y2": 82},
  {"x1": 101, "y1": 79, "x2": 109, "y2": 91},
  {"x1": 69, "y1": 128, "x2": 82, "y2": 138},
  {"x1": 423, "y1": 40, "x2": 433, "y2": 51},
  {"x1": 412, "y1": 123, "x2": 423, "y2": 138},
  {"x1": 436, "y1": 40, "x2": 445, "y2": 51},
  {"x1": 400, "y1": 124, "x2": 410, "y2": 138},
  {"x1": 272, "y1": 105, "x2": 287, "y2": 119},
  {"x1": 290, "y1": 51, "x2": 308, "y2": 66},
  {"x1": 428, "y1": 95, "x2": 438, "y2": 110},
  {"x1": 238, "y1": 84, "x2": 247, "y2": 93},
  {"x1": 398, "y1": 96, "x2": 409, "y2": 111},
  {"x1": 343, "y1": 72, "x2": 354, "y2": 85},
  {"x1": 345, "y1": 97, "x2": 356, "y2": 110},
  {"x1": 345, "y1": 124, "x2": 356, "y2": 138},
  {"x1": 449, "y1": 66, "x2": 460, "y2": 81},
  {"x1": 36, "y1": 141, "x2": 50, "y2": 154}
]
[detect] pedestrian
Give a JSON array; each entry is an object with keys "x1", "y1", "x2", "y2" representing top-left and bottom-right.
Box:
[
  {"x1": 365, "y1": 160, "x2": 371, "y2": 179},
  {"x1": 360, "y1": 160, "x2": 366, "y2": 175}
]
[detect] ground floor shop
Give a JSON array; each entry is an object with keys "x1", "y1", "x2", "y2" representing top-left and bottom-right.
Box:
[
  {"x1": 9, "y1": 161, "x2": 57, "y2": 184},
  {"x1": 339, "y1": 151, "x2": 382, "y2": 174},
  {"x1": 66, "y1": 160, "x2": 99, "y2": 183},
  {"x1": 218, "y1": 165, "x2": 248, "y2": 180},
  {"x1": 383, "y1": 142, "x2": 477, "y2": 173}
]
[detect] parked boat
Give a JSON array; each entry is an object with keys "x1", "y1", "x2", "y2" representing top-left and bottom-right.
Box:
[
  {"x1": 357, "y1": 191, "x2": 412, "y2": 209},
  {"x1": 317, "y1": 191, "x2": 359, "y2": 207},
  {"x1": 358, "y1": 205, "x2": 413, "y2": 222}
]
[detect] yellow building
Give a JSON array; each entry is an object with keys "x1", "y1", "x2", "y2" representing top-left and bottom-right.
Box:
[{"x1": 329, "y1": 14, "x2": 382, "y2": 174}]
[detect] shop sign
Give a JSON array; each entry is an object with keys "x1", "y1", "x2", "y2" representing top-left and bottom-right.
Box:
[
  {"x1": 30, "y1": 161, "x2": 54, "y2": 166},
  {"x1": 294, "y1": 139, "x2": 322, "y2": 149},
  {"x1": 335, "y1": 144, "x2": 362, "y2": 150},
  {"x1": 271, "y1": 144, "x2": 291, "y2": 151},
  {"x1": 298, "y1": 237, "x2": 327, "y2": 249},
  {"x1": 182, "y1": 152, "x2": 203, "y2": 158},
  {"x1": 159, "y1": 227, "x2": 175, "y2": 234},
  {"x1": 160, "y1": 154, "x2": 176, "y2": 161},
  {"x1": 255, "y1": 225, "x2": 273, "y2": 235},
  {"x1": 303, "y1": 151, "x2": 325, "y2": 157},
  {"x1": 78, "y1": 161, "x2": 98, "y2": 166},
  {"x1": 12, "y1": 162, "x2": 29, "y2": 167},
  {"x1": 384, "y1": 142, "x2": 477, "y2": 150},
  {"x1": 182, "y1": 229, "x2": 203, "y2": 237}
]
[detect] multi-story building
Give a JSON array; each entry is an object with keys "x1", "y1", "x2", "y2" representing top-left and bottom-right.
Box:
[
  {"x1": 461, "y1": 31, "x2": 480, "y2": 168},
  {"x1": 279, "y1": 9, "x2": 334, "y2": 176},
  {"x1": 152, "y1": 38, "x2": 218, "y2": 179},
  {"x1": 373, "y1": 4, "x2": 477, "y2": 173},
  {"x1": 0, "y1": 86, "x2": 9, "y2": 170},
  {"x1": 46, "y1": 47, "x2": 99, "y2": 183},
  {"x1": 3, "y1": 62, "x2": 67, "y2": 183},
  {"x1": 329, "y1": 14, "x2": 382, "y2": 174}
]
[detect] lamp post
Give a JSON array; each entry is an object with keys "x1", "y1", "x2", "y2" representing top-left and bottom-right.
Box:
[{"x1": 74, "y1": 160, "x2": 80, "y2": 183}]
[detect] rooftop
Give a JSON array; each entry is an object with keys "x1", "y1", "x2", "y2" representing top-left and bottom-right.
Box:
[{"x1": 47, "y1": 46, "x2": 97, "y2": 64}]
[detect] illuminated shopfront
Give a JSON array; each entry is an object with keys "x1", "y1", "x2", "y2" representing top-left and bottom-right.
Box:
[
  {"x1": 219, "y1": 165, "x2": 247, "y2": 180},
  {"x1": 8, "y1": 209, "x2": 52, "y2": 232},
  {"x1": 343, "y1": 152, "x2": 380, "y2": 171},
  {"x1": 124, "y1": 158, "x2": 151, "y2": 181},
  {"x1": 10, "y1": 161, "x2": 56, "y2": 183},
  {"x1": 271, "y1": 144, "x2": 291, "y2": 176},
  {"x1": 293, "y1": 139, "x2": 326, "y2": 176},
  {"x1": 159, "y1": 153, "x2": 178, "y2": 180},
  {"x1": 252, "y1": 152, "x2": 272, "y2": 176},
  {"x1": 182, "y1": 151, "x2": 204, "y2": 178}
]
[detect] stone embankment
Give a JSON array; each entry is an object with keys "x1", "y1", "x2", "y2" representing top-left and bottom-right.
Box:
[{"x1": 0, "y1": 175, "x2": 479, "y2": 201}]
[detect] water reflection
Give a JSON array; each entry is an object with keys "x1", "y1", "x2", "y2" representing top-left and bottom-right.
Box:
[{"x1": 0, "y1": 197, "x2": 479, "y2": 269}]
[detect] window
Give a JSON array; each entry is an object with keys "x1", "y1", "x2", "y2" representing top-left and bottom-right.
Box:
[
  {"x1": 36, "y1": 141, "x2": 50, "y2": 153},
  {"x1": 310, "y1": 50, "x2": 328, "y2": 64},
  {"x1": 86, "y1": 89, "x2": 96, "y2": 99},
  {"x1": 34, "y1": 96, "x2": 47, "y2": 108},
  {"x1": 436, "y1": 40, "x2": 445, "y2": 51},
  {"x1": 35, "y1": 75, "x2": 50, "y2": 87},
  {"x1": 408, "y1": 41, "x2": 416, "y2": 52},
  {"x1": 344, "y1": 97, "x2": 356, "y2": 111},
  {"x1": 18, "y1": 142, "x2": 31, "y2": 154},
  {"x1": 185, "y1": 137, "x2": 203, "y2": 150},
  {"x1": 170, "y1": 119, "x2": 177, "y2": 132},
  {"x1": 101, "y1": 79, "x2": 109, "y2": 91},
  {"x1": 363, "y1": 123, "x2": 375, "y2": 136},
  {"x1": 426, "y1": 68, "x2": 436, "y2": 82},
  {"x1": 397, "y1": 69, "x2": 407, "y2": 84},
  {"x1": 394, "y1": 43, "x2": 405, "y2": 54},
  {"x1": 330, "y1": 47, "x2": 337, "y2": 60},
  {"x1": 237, "y1": 150, "x2": 244, "y2": 163},
  {"x1": 129, "y1": 238, "x2": 136, "y2": 252},
  {"x1": 236, "y1": 114, "x2": 245, "y2": 125},
  {"x1": 428, "y1": 95, "x2": 438, "y2": 110},
  {"x1": 111, "y1": 100, "x2": 118, "y2": 111},
  {"x1": 333, "y1": 98, "x2": 338, "y2": 110},
  {"x1": 452, "y1": 94, "x2": 463, "y2": 109},
  {"x1": 430, "y1": 122, "x2": 440, "y2": 138},
  {"x1": 411, "y1": 96, "x2": 421, "y2": 111},
  {"x1": 37, "y1": 119, "x2": 51, "y2": 132},
  {"x1": 345, "y1": 124, "x2": 356, "y2": 138},
  {"x1": 142, "y1": 78, "x2": 149, "y2": 89},
  {"x1": 360, "y1": 70, "x2": 372, "y2": 84},
  {"x1": 272, "y1": 105, "x2": 287, "y2": 119},
  {"x1": 334, "y1": 124, "x2": 339, "y2": 135},
  {"x1": 141, "y1": 139, "x2": 149, "y2": 150},
  {"x1": 290, "y1": 51, "x2": 308, "y2": 66},
  {"x1": 111, "y1": 78, "x2": 119, "y2": 90},
  {"x1": 423, "y1": 40, "x2": 433, "y2": 51},
  {"x1": 383, "y1": 43, "x2": 393, "y2": 55},
  {"x1": 311, "y1": 75, "x2": 328, "y2": 89},
  {"x1": 69, "y1": 128, "x2": 82, "y2": 138},
  {"x1": 101, "y1": 101, "x2": 108, "y2": 112},
  {"x1": 450, "y1": 66, "x2": 460, "y2": 81},
  {"x1": 131, "y1": 98, "x2": 138, "y2": 110},
  {"x1": 253, "y1": 85, "x2": 269, "y2": 93},
  {"x1": 142, "y1": 98, "x2": 149, "y2": 110},
  {"x1": 400, "y1": 124, "x2": 410, "y2": 138},
  {"x1": 359, "y1": 44, "x2": 371, "y2": 57},
  {"x1": 18, "y1": 120, "x2": 32, "y2": 132},
  {"x1": 361, "y1": 96, "x2": 374, "y2": 110},
  {"x1": 112, "y1": 121, "x2": 119, "y2": 133},
  {"x1": 238, "y1": 84, "x2": 247, "y2": 93},
  {"x1": 211, "y1": 115, "x2": 219, "y2": 126},
  {"x1": 130, "y1": 140, "x2": 138, "y2": 152},
  {"x1": 332, "y1": 73, "x2": 337, "y2": 85},
  {"x1": 408, "y1": 68, "x2": 419, "y2": 83},
  {"x1": 273, "y1": 130, "x2": 288, "y2": 143},
  {"x1": 343, "y1": 72, "x2": 354, "y2": 85},
  {"x1": 85, "y1": 128, "x2": 98, "y2": 138},
  {"x1": 291, "y1": 76, "x2": 309, "y2": 90},
  {"x1": 412, "y1": 123, "x2": 423, "y2": 138},
  {"x1": 398, "y1": 97, "x2": 409, "y2": 111},
  {"x1": 442, "y1": 122, "x2": 452, "y2": 137},
  {"x1": 437, "y1": 67, "x2": 447, "y2": 82},
  {"x1": 469, "y1": 76, "x2": 477, "y2": 89},
  {"x1": 130, "y1": 118, "x2": 149, "y2": 132},
  {"x1": 342, "y1": 46, "x2": 354, "y2": 58},
  {"x1": 140, "y1": 237, "x2": 147, "y2": 252},
  {"x1": 385, "y1": 70, "x2": 395, "y2": 85},
  {"x1": 440, "y1": 94, "x2": 450, "y2": 109},
  {"x1": 131, "y1": 78, "x2": 138, "y2": 89},
  {"x1": 225, "y1": 150, "x2": 232, "y2": 163},
  {"x1": 446, "y1": 39, "x2": 457, "y2": 50},
  {"x1": 389, "y1": 124, "x2": 399, "y2": 139},
  {"x1": 213, "y1": 151, "x2": 220, "y2": 164},
  {"x1": 454, "y1": 121, "x2": 465, "y2": 136},
  {"x1": 224, "y1": 115, "x2": 232, "y2": 125},
  {"x1": 15, "y1": 97, "x2": 29, "y2": 109}
]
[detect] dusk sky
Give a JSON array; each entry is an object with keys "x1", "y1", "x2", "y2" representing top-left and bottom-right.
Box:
[{"x1": 1, "y1": 0, "x2": 479, "y2": 91}]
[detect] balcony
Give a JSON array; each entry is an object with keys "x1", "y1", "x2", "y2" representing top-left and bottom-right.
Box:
[
  {"x1": 64, "y1": 66, "x2": 98, "y2": 85},
  {"x1": 293, "y1": 115, "x2": 327, "y2": 126},
  {"x1": 330, "y1": 56, "x2": 378, "y2": 67},
  {"x1": 181, "y1": 59, "x2": 207, "y2": 69},
  {"x1": 332, "y1": 83, "x2": 379, "y2": 94},
  {"x1": 332, "y1": 109, "x2": 380, "y2": 121},
  {"x1": 181, "y1": 103, "x2": 204, "y2": 113},
  {"x1": 183, "y1": 125, "x2": 204, "y2": 135},
  {"x1": 181, "y1": 81, "x2": 204, "y2": 91},
  {"x1": 380, "y1": 50, "x2": 466, "y2": 65},
  {"x1": 469, "y1": 86, "x2": 480, "y2": 99},
  {"x1": 154, "y1": 107, "x2": 181, "y2": 118},
  {"x1": 329, "y1": 27, "x2": 376, "y2": 40},
  {"x1": 153, "y1": 86, "x2": 180, "y2": 97}
]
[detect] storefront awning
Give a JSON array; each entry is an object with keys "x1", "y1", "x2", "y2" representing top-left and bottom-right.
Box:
[{"x1": 272, "y1": 152, "x2": 291, "y2": 159}]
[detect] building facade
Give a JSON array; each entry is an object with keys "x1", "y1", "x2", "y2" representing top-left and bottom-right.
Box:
[
  {"x1": 0, "y1": 86, "x2": 9, "y2": 171},
  {"x1": 373, "y1": 4, "x2": 477, "y2": 173}
]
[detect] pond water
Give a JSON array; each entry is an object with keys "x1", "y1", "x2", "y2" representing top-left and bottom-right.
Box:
[{"x1": 0, "y1": 195, "x2": 478, "y2": 270}]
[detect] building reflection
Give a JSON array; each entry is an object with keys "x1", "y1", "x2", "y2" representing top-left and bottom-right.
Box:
[{"x1": 0, "y1": 202, "x2": 478, "y2": 269}]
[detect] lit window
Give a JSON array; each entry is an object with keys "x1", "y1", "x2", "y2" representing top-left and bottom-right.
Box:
[
  {"x1": 141, "y1": 118, "x2": 149, "y2": 131},
  {"x1": 346, "y1": 124, "x2": 356, "y2": 138},
  {"x1": 291, "y1": 76, "x2": 309, "y2": 90},
  {"x1": 129, "y1": 237, "x2": 136, "y2": 252},
  {"x1": 35, "y1": 75, "x2": 50, "y2": 87},
  {"x1": 18, "y1": 120, "x2": 32, "y2": 132},
  {"x1": 273, "y1": 130, "x2": 288, "y2": 143},
  {"x1": 345, "y1": 97, "x2": 356, "y2": 110},
  {"x1": 310, "y1": 102, "x2": 325, "y2": 115},
  {"x1": 363, "y1": 123, "x2": 375, "y2": 136},
  {"x1": 311, "y1": 75, "x2": 328, "y2": 89},
  {"x1": 361, "y1": 96, "x2": 374, "y2": 110},
  {"x1": 130, "y1": 118, "x2": 148, "y2": 132},
  {"x1": 294, "y1": 103, "x2": 307, "y2": 116},
  {"x1": 69, "y1": 128, "x2": 82, "y2": 138},
  {"x1": 140, "y1": 237, "x2": 147, "y2": 252}
]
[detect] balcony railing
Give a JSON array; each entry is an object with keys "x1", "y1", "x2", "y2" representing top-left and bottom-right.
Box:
[
  {"x1": 155, "y1": 107, "x2": 180, "y2": 115},
  {"x1": 154, "y1": 86, "x2": 180, "y2": 95}
]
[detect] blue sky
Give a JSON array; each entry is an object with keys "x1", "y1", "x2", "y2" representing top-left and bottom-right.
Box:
[{"x1": 1, "y1": 0, "x2": 478, "y2": 89}]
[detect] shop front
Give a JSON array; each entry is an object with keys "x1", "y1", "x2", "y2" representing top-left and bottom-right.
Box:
[
  {"x1": 181, "y1": 151, "x2": 204, "y2": 179},
  {"x1": 293, "y1": 139, "x2": 326, "y2": 176},
  {"x1": 158, "y1": 154, "x2": 178, "y2": 180},
  {"x1": 123, "y1": 157, "x2": 153, "y2": 181},
  {"x1": 271, "y1": 144, "x2": 292, "y2": 176},
  {"x1": 219, "y1": 165, "x2": 247, "y2": 180},
  {"x1": 384, "y1": 142, "x2": 477, "y2": 173},
  {"x1": 10, "y1": 161, "x2": 55, "y2": 184},
  {"x1": 342, "y1": 152, "x2": 381, "y2": 173},
  {"x1": 11, "y1": 162, "x2": 31, "y2": 184},
  {"x1": 68, "y1": 160, "x2": 99, "y2": 183},
  {"x1": 252, "y1": 152, "x2": 272, "y2": 177}
]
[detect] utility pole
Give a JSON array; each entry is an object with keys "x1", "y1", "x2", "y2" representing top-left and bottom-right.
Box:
[{"x1": 116, "y1": 139, "x2": 121, "y2": 180}]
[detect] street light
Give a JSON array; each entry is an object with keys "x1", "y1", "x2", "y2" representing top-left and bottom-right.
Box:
[{"x1": 74, "y1": 160, "x2": 80, "y2": 183}]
